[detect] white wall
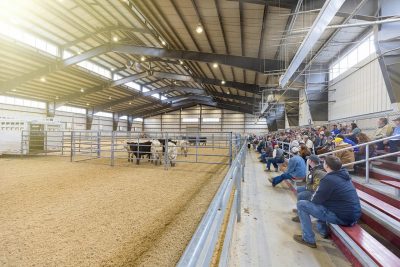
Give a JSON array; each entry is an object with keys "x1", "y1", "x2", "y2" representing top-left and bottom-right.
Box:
[
  {"x1": 143, "y1": 105, "x2": 268, "y2": 134},
  {"x1": 328, "y1": 53, "x2": 393, "y2": 121},
  {"x1": 0, "y1": 103, "x2": 134, "y2": 131}
]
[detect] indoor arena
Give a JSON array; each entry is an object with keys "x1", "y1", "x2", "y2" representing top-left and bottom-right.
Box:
[{"x1": 0, "y1": 0, "x2": 399, "y2": 266}]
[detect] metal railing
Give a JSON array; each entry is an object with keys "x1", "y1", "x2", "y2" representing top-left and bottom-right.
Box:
[
  {"x1": 177, "y1": 140, "x2": 248, "y2": 267},
  {"x1": 314, "y1": 135, "x2": 400, "y2": 183},
  {"x1": 20, "y1": 130, "x2": 244, "y2": 168}
]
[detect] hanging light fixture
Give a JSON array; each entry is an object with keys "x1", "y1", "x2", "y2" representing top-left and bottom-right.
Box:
[
  {"x1": 212, "y1": 63, "x2": 218, "y2": 68},
  {"x1": 112, "y1": 36, "x2": 119, "y2": 42},
  {"x1": 221, "y1": 80, "x2": 226, "y2": 85},
  {"x1": 80, "y1": 88, "x2": 85, "y2": 93},
  {"x1": 196, "y1": 24, "x2": 203, "y2": 34},
  {"x1": 40, "y1": 76, "x2": 46, "y2": 82},
  {"x1": 140, "y1": 56, "x2": 146, "y2": 62}
]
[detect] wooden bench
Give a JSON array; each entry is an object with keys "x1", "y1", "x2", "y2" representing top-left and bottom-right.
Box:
[
  {"x1": 337, "y1": 224, "x2": 400, "y2": 267},
  {"x1": 356, "y1": 189, "x2": 400, "y2": 222},
  {"x1": 380, "y1": 180, "x2": 400, "y2": 198}
]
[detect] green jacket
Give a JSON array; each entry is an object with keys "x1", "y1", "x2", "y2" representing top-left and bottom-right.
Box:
[{"x1": 306, "y1": 164, "x2": 327, "y2": 191}]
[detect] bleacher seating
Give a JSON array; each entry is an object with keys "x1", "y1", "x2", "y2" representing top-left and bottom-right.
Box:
[{"x1": 251, "y1": 122, "x2": 400, "y2": 266}]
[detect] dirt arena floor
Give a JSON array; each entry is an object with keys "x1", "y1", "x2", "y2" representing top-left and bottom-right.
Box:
[{"x1": 0, "y1": 148, "x2": 229, "y2": 266}]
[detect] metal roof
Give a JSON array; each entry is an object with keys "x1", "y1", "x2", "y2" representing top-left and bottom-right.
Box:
[{"x1": 0, "y1": 0, "x2": 377, "y2": 117}]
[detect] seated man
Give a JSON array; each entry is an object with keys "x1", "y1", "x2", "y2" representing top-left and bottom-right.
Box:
[
  {"x1": 259, "y1": 142, "x2": 273, "y2": 163},
  {"x1": 333, "y1": 137, "x2": 355, "y2": 171},
  {"x1": 292, "y1": 155, "x2": 326, "y2": 222},
  {"x1": 293, "y1": 156, "x2": 361, "y2": 248},
  {"x1": 385, "y1": 117, "x2": 400, "y2": 153},
  {"x1": 268, "y1": 146, "x2": 306, "y2": 187},
  {"x1": 266, "y1": 145, "x2": 285, "y2": 171},
  {"x1": 373, "y1": 118, "x2": 393, "y2": 150}
]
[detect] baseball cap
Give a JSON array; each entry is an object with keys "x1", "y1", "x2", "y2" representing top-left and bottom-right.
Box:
[
  {"x1": 307, "y1": 155, "x2": 320, "y2": 164},
  {"x1": 334, "y1": 137, "x2": 343, "y2": 143},
  {"x1": 291, "y1": 146, "x2": 300, "y2": 153}
]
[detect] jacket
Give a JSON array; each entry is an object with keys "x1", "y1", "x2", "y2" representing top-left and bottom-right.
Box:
[
  {"x1": 306, "y1": 164, "x2": 327, "y2": 191},
  {"x1": 311, "y1": 168, "x2": 361, "y2": 225},
  {"x1": 334, "y1": 143, "x2": 355, "y2": 170},
  {"x1": 285, "y1": 155, "x2": 306, "y2": 178},
  {"x1": 374, "y1": 124, "x2": 393, "y2": 140}
]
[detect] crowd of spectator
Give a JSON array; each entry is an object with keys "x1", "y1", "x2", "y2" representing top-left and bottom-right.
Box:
[{"x1": 246, "y1": 116, "x2": 400, "y2": 248}]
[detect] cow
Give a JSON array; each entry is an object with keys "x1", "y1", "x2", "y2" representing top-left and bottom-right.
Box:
[
  {"x1": 125, "y1": 141, "x2": 152, "y2": 164},
  {"x1": 187, "y1": 136, "x2": 207, "y2": 146},
  {"x1": 175, "y1": 140, "x2": 189, "y2": 157},
  {"x1": 150, "y1": 139, "x2": 163, "y2": 165},
  {"x1": 167, "y1": 141, "x2": 178, "y2": 167}
]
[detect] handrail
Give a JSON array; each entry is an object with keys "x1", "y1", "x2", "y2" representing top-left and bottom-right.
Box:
[
  {"x1": 177, "y1": 139, "x2": 247, "y2": 267},
  {"x1": 317, "y1": 134, "x2": 399, "y2": 157},
  {"x1": 314, "y1": 134, "x2": 400, "y2": 183}
]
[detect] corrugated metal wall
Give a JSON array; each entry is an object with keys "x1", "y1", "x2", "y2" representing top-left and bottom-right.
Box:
[
  {"x1": 328, "y1": 54, "x2": 393, "y2": 121},
  {"x1": 143, "y1": 105, "x2": 268, "y2": 134}
]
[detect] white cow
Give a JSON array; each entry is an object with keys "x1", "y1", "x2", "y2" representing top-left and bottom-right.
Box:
[
  {"x1": 168, "y1": 142, "x2": 178, "y2": 167},
  {"x1": 150, "y1": 139, "x2": 163, "y2": 165},
  {"x1": 175, "y1": 140, "x2": 189, "y2": 157}
]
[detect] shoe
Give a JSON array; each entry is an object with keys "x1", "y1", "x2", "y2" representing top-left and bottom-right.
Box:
[
  {"x1": 274, "y1": 168, "x2": 279, "y2": 172},
  {"x1": 292, "y1": 208, "x2": 298, "y2": 213},
  {"x1": 264, "y1": 169, "x2": 271, "y2": 172},
  {"x1": 268, "y1": 177, "x2": 275, "y2": 187},
  {"x1": 291, "y1": 216, "x2": 300, "y2": 223},
  {"x1": 293, "y1": 235, "x2": 317, "y2": 248}
]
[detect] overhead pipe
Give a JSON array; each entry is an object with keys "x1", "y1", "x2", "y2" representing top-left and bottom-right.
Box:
[{"x1": 279, "y1": 0, "x2": 346, "y2": 88}]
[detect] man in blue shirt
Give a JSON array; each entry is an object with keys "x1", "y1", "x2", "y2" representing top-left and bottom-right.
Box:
[
  {"x1": 388, "y1": 117, "x2": 400, "y2": 153},
  {"x1": 268, "y1": 146, "x2": 306, "y2": 187},
  {"x1": 330, "y1": 124, "x2": 340, "y2": 136},
  {"x1": 293, "y1": 155, "x2": 361, "y2": 248}
]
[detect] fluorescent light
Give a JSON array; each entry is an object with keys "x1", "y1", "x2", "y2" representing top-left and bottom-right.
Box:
[{"x1": 161, "y1": 40, "x2": 166, "y2": 46}]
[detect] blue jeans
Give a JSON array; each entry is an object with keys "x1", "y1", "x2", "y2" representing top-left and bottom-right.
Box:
[
  {"x1": 297, "y1": 200, "x2": 347, "y2": 244},
  {"x1": 266, "y1": 157, "x2": 284, "y2": 170},
  {"x1": 260, "y1": 152, "x2": 270, "y2": 163},
  {"x1": 388, "y1": 139, "x2": 400, "y2": 153},
  {"x1": 296, "y1": 186, "x2": 313, "y2": 201},
  {"x1": 271, "y1": 172, "x2": 292, "y2": 186}
]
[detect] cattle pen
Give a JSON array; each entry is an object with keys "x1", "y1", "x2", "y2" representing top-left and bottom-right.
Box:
[
  {"x1": 20, "y1": 130, "x2": 243, "y2": 168},
  {"x1": 1, "y1": 130, "x2": 247, "y2": 266}
]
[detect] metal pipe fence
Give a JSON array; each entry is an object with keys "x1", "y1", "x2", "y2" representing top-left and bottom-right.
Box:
[
  {"x1": 177, "y1": 139, "x2": 247, "y2": 267},
  {"x1": 20, "y1": 130, "x2": 245, "y2": 168}
]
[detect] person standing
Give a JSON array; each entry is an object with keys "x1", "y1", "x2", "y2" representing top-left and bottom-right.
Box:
[{"x1": 293, "y1": 156, "x2": 361, "y2": 248}]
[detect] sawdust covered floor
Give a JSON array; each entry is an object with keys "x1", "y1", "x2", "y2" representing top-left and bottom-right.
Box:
[{"x1": 0, "y1": 151, "x2": 228, "y2": 266}]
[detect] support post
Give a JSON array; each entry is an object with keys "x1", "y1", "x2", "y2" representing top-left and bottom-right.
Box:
[
  {"x1": 61, "y1": 131, "x2": 64, "y2": 156},
  {"x1": 236, "y1": 168, "x2": 241, "y2": 223},
  {"x1": 70, "y1": 131, "x2": 74, "y2": 162},
  {"x1": 365, "y1": 144, "x2": 370, "y2": 184},
  {"x1": 97, "y1": 131, "x2": 101, "y2": 158},
  {"x1": 229, "y1": 132, "x2": 233, "y2": 166},
  {"x1": 164, "y1": 132, "x2": 169, "y2": 170},
  {"x1": 111, "y1": 131, "x2": 115, "y2": 166}
]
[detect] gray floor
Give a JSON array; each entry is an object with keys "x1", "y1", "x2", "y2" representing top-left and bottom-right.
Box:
[{"x1": 228, "y1": 150, "x2": 351, "y2": 267}]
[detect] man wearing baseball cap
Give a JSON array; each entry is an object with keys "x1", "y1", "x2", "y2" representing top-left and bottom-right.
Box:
[
  {"x1": 268, "y1": 146, "x2": 306, "y2": 187},
  {"x1": 292, "y1": 154, "x2": 326, "y2": 222},
  {"x1": 387, "y1": 117, "x2": 400, "y2": 153}
]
